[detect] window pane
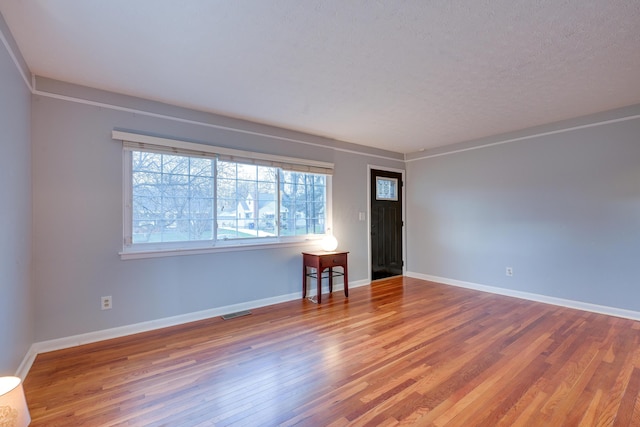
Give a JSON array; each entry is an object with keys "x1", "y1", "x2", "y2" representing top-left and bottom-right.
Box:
[
  {"x1": 237, "y1": 163, "x2": 257, "y2": 180},
  {"x1": 190, "y1": 176, "x2": 213, "y2": 197},
  {"x1": 279, "y1": 171, "x2": 326, "y2": 236},
  {"x1": 216, "y1": 161, "x2": 278, "y2": 240},
  {"x1": 132, "y1": 173, "x2": 162, "y2": 198},
  {"x1": 131, "y1": 151, "x2": 215, "y2": 244},
  {"x1": 376, "y1": 177, "x2": 397, "y2": 201},
  {"x1": 216, "y1": 161, "x2": 236, "y2": 179},
  {"x1": 190, "y1": 158, "x2": 212, "y2": 177},
  {"x1": 162, "y1": 155, "x2": 188, "y2": 174},
  {"x1": 258, "y1": 166, "x2": 277, "y2": 182},
  {"x1": 133, "y1": 152, "x2": 162, "y2": 173}
]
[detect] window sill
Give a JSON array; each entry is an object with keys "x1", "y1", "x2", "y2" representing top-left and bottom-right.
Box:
[{"x1": 119, "y1": 238, "x2": 322, "y2": 260}]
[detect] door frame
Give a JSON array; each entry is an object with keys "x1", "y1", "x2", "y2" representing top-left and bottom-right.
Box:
[{"x1": 367, "y1": 164, "x2": 407, "y2": 282}]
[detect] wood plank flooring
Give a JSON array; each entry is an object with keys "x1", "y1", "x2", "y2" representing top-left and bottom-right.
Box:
[{"x1": 23, "y1": 276, "x2": 640, "y2": 426}]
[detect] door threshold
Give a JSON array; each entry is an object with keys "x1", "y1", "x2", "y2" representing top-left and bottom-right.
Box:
[{"x1": 371, "y1": 274, "x2": 403, "y2": 282}]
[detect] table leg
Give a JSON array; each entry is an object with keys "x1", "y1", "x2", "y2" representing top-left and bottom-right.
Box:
[
  {"x1": 302, "y1": 264, "x2": 307, "y2": 299},
  {"x1": 317, "y1": 265, "x2": 322, "y2": 304},
  {"x1": 344, "y1": 264, "x2": 349, "y2": 297},
  {"x1": 328, "y1": 266, "x2": 333, "y2": 293}
]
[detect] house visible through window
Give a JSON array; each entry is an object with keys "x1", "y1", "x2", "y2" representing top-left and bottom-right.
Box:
[
  {"x1": 124, "y1": 143, "x2": 331, "y2": 253},
  {"x1": 216, "y1": 161, "x2": 278, "y2": 239}
]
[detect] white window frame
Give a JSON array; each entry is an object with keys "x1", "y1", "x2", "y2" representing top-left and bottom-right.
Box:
[{"x1": 115, "y1": 131, "x2": 333, "y2": 260}]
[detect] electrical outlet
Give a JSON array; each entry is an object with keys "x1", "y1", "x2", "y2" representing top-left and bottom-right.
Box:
[
  {"x1": 506, "y1": 267, "x2": 513, "y2": 277},
  {"x1": 101, "y1": 296, "x2": 112, "y2": 310}
]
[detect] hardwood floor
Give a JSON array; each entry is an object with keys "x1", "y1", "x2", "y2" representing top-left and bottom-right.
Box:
[{"x1": 23, "y1": 276, "x2": 640, "y2": 426}]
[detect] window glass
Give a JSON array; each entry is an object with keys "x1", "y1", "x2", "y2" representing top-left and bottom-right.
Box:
[
  {"x1": 216, "y1": 161, "x2": 278, "y2": 239},
  {"x1": 131, "y1": 152, "x2": 214, "y2": 243},
  {"x1": 376, "y1": 177, "x2": 398, "y2": 201},
  {"x1": 128, "y1": 150, "x2": 329, "y2": 251},
  {"x1": 279, "y1": 171, "x2": 326, "y2": 236}
]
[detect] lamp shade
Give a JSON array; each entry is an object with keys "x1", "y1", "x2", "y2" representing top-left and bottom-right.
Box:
[
  {"x1": 321, "y1": 233, "x2": 338, "y2": 252},
  {"x1": 0, "y1": 376, "x2": 30, "y2": 427}
]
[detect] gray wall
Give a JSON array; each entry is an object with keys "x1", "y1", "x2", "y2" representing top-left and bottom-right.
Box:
[
  {"x1": 31, "y1": 84, "x2": 404, "y2": 342},
  {"x1": 0, "y1": 23, "x2": 33, "y2": 373},
  {"x1": 406, "y1": 109, "x2": 640, "y2": 311},
  {"x1": 5, "y1": 10, "x2": 639, "y2": 369}
]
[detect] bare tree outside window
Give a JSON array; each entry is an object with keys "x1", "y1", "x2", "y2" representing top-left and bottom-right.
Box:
[
  {"x1": 132, "y1": 152, "x2": 214, "y2": 243},
  {"x1": 280, "y1": 171, "x2": 326, "y2": 236},
  {"x1": 129, "y1": 150, "x2": 327, "y2": 246}
]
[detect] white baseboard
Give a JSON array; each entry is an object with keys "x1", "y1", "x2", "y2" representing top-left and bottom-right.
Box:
[
  {"x1": 405, "y1": 271, "x2": 640, "y2": 321},
  {"x1": 17, "y1": 279, "x2": 369, "y2": 379},
  {"x1": 15, "y1": 345, "x2": 37, "y2": 381}
]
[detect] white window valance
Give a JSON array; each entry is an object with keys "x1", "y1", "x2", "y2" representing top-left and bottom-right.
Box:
[{"x1": 112, "y1": 130, "x2": 334, "y2": 175}]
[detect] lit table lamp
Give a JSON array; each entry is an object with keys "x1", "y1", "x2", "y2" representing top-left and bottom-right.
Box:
[
  {"x1": 0, "y1": 376, "x2": 30, "y2": 427},
  {"x1": 321, "y1": 231, "x2": 338, "y2": 252}
]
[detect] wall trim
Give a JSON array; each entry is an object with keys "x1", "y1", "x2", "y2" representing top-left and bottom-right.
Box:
[
  {"x1": 406, "y1": 271, "x2": 640, "y2": 321},
  {"x1": 14, "y1": 346, "x2": 37, "y2": 381},
  {"x1": 0, "y1": 15, "x2": 32, "y2": 91},
  {"x1": 1, "y1": 21, "x2": 401, "y2": 162},
  {"x1": 16, "y1": 279, "x2": 369, "y2": 379},
  {"x1": 32, "y1": 85, "x2": 402, "y2": 162},
  {"x1": 405, "y1": 112, "x2": 640, "y2": 162}
]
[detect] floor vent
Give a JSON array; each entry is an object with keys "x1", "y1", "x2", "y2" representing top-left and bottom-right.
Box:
[{"x1": 221, "y1": 310, "x2": 252, "y2": 320}]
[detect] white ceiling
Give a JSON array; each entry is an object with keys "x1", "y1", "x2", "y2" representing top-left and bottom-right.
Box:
[{"x1": 1, "y1": 1, "x2": 639, "y2": 154}]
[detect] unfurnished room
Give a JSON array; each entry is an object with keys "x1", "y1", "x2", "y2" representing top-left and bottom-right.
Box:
[{"x1": 1, "y1": 1, "x2": 640, "y2": 425}]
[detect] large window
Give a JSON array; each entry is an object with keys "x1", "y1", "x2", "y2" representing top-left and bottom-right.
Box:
[{"x1": 118, "y1": 132, "x2": 332, "y2": 256}]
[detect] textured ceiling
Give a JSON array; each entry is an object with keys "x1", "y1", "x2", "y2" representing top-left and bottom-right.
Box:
[{"x1": 1, "y1": 0, "x2": 639, "y2": 154}]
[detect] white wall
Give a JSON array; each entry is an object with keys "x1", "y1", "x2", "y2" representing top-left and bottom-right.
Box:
[
  {"x1": 0, "y1": 17, "x2": 33, "y2": 374},
  {"x1": 406, "y1": 107, "x2": 640, "y2": 311},
  {"x1": 31, "y1": 80, "x2": 404, "y2": 342}
]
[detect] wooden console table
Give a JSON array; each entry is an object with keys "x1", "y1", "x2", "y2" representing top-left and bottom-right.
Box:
[{"x1": 302, "y1": 251, "x2": 349, "y2": 304}]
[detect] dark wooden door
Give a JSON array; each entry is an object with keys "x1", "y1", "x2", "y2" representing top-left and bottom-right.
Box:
[{"x1": 370, "y1": 169, "x2": 403, "y2": 280}]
